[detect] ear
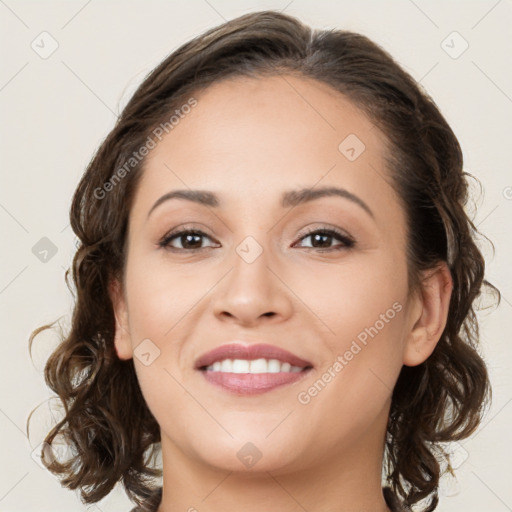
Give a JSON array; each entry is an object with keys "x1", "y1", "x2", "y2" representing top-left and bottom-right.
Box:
[
  {"x1": 403, "y1": 262, "x2": 453, "y2": 367},
  {"x1": 109, "y1": 277, "x2": 133, "y2": 360}
]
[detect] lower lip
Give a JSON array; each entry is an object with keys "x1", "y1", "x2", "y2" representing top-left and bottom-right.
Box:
[{"x1": 200, "y1": 369, "x2": 312, "y2": 395}]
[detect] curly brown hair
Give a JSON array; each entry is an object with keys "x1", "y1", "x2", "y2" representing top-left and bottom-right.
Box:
[{"x1": 27, "y1": 10, "x2": 500, "y2": 511}]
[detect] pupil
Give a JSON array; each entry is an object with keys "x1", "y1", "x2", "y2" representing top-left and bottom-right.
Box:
[
  {"x1": 183, "y1": 234, "x2": 201, "y2": 248},
  {"x1": 179, "y1": 233, "x2": 334, "y2": 249},
  {"x1": 313, "y1": 233, "x2": 330, "y2": 247}
]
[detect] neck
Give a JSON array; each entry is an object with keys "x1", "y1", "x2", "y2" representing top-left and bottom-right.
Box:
[{"x1": 155, "y1": 418, "x2": 391, "y2": 512}]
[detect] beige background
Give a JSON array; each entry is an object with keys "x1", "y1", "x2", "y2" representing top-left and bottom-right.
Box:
[{"x1": 1, "y1": 0, "x2": 511, "y2": 510}]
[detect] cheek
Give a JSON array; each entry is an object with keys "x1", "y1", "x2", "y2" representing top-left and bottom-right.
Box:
[
  {"x1": 296, "y1": 300, "x2": 406, "y2": 448},
  {"x1": 123, "y1": 256, "x2": 198, "y2": 428},
  {"x1": 124, "y1": 253, "x2": 207, "y2": 342},
  {"x1": 294, "y1": 255, "x2": 408, "y2": 400},
  {"x1": 293, "y1": 253, "x2": 407, "y2": 344},
  {"x1": 122, "y1": 254, "x2": 215, "y2": 401}
]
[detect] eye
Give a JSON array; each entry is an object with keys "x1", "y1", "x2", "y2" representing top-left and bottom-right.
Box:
[
  {"x1": 158, "y1": 226, "x2": 355, "y2": 252},
  {"x1": 293, "y1": 228, "x2": 355, "y2": 251},
  {"x1": 159, "y1": 229, "x2": 218, "y2": 251}
]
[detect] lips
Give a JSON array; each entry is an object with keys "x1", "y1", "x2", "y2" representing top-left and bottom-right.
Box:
[{"x1": 194, "y1": 342, "x2": 313, "y2": 370}]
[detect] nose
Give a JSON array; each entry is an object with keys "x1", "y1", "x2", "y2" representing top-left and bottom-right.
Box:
[{"x1": 212, "y1": 244, "x2": 294, "y2": 327}]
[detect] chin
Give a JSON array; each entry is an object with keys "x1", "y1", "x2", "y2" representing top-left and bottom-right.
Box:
[
  {"x1": 204, "y1": 447, "x2": 297, "y2": 474},
  {"x1": 182, "y1": 429, "x2": 301, "y2": 474}
]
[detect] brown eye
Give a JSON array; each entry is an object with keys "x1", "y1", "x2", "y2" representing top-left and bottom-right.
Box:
[
  {"x1": 158, "y1": 227, "x2": 355, "y2": 253},
  {"x1": 295, "y1": 228, "x2": 355, "y2": 251},
  {"x1": 159, "y1": 230, "x2": 217, "y2": 251}
]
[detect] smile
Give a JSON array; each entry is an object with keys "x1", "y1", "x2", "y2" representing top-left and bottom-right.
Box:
[
  {"x1": 199, "y1": 359, "x2": 313, "y2": 395},
  {"x1": 203, "y1": 358, "x2": 305, "y2": 373}
]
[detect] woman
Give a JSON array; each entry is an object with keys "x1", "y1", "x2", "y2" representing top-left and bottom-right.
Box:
[{"x1": 28, "y1": 10, "x2": 500, "y2": 512}]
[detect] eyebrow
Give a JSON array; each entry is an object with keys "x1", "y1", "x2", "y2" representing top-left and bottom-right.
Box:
[{"x1": 147, "y1": 186, "x2": 374, "y2": 219}]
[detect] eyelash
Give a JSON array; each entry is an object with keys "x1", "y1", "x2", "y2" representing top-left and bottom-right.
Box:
[{"x1": 158, "y1": 226, "x2": 356, "y2": 253}]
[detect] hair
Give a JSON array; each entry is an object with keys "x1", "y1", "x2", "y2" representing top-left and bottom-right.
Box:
[{"x1": 27, "y1": 9, "x2": 500, "y2": 512}]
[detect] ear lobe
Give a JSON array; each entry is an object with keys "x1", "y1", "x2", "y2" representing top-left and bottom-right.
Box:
[
  {"x1": 403, "y1": 262, "x2": 453, "y2": 367},
  {"x1": 109, "y1": 277, "x2": 133, "y2": 360}
]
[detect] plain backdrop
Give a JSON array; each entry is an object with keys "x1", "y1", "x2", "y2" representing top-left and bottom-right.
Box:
[{"x1": 1, "y1": 1, "x2": 511, "y2": 511}]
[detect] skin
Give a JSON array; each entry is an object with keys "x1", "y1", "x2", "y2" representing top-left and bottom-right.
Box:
[{"x1": 110, "y1": 74, "x2": 453, "y2": 512}]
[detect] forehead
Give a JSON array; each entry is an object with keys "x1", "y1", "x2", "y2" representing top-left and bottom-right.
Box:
[
  {"x1": 132, "y1": 74, "x2": 402, "y2": 230},
  {"x1": 149, "y1": 74, "x2": 383, "y2": 171}
]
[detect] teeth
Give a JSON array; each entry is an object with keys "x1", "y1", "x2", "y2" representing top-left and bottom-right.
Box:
[
  {"x1": 205, "y1": 358, "x2": 305, "y2": 373},
  {"x1": 220, "y1": 359, "x2": 232, "y2": 372},
  {"x1": 232, "y1": 359, "x2": 250, "y2": 373},
  {"x1": 249, "y1": 358, "x2": 267, "y2": 373},
  {"x1": 267, "y1": 359, "x2": 281, "y2": 373}
]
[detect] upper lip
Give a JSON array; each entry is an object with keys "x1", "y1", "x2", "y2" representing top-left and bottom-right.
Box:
[{"x1": 194, "y1": 343, "x2": 313, "y2": 369}]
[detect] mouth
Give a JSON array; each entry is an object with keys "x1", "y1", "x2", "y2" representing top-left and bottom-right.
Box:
[{"x1": 195, "y1": 342, "x2": 313, "y2": 395}]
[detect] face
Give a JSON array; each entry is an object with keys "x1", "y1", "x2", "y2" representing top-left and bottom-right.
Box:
[{"x1": 111, "y1": 74, "x2": 437, "y2": 476}]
